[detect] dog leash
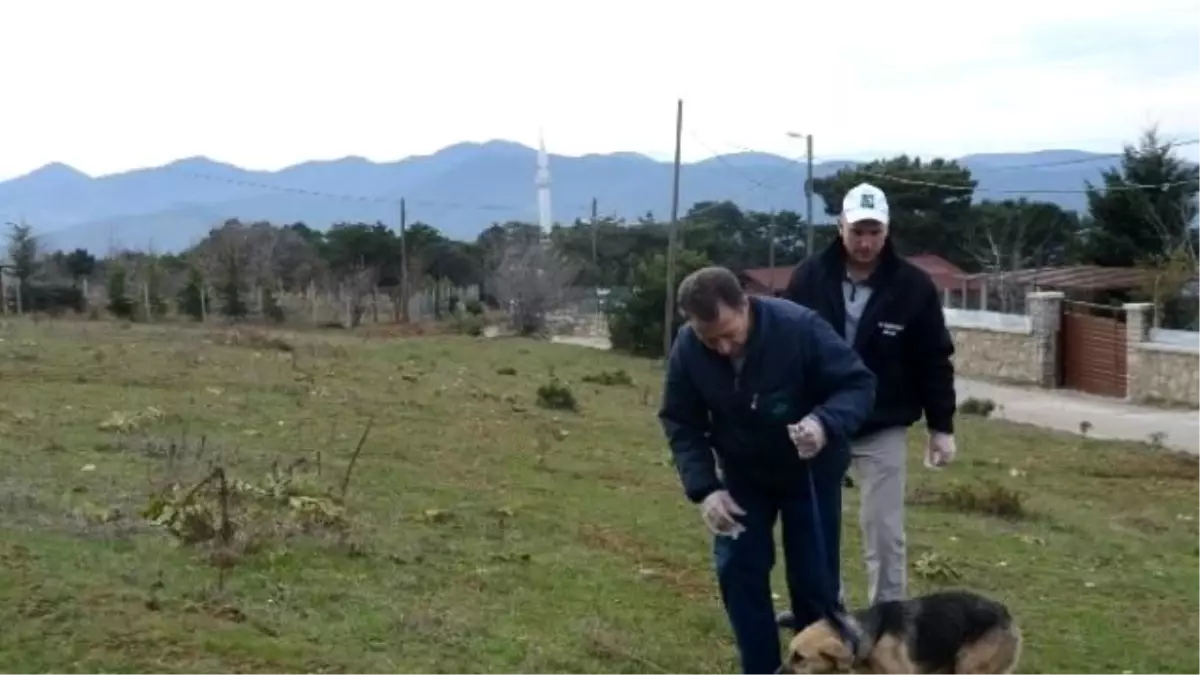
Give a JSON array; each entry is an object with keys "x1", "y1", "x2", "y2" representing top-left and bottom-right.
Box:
[{"x1": 804, "y1": 460, "x2": 862, "y2": 654}]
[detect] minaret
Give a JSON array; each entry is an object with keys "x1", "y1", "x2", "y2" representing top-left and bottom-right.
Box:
[{"x1": 535, "y1": 130, "x2": 553, "y2": 234}]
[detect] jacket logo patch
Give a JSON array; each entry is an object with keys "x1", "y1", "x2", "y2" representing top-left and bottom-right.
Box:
[{"x1": 879, "y1": 321, "x2": 905, "y2": 337}]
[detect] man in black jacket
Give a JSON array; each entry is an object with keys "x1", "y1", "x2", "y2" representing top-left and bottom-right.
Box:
[
  {"x1": 658, "y1": 266, "x2": 877, "y2": 674},
  {"x1": 780, "y1": 182, "x2": 958, "y2": 611}
]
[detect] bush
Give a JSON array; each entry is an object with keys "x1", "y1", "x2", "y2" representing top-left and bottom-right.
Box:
[
  {"x1": 177, "y1": 267, "x2": 206, "y2": 321},
  {"x1": 24, "y1": 283, "x2": 85, "y2": 315},
  {"x1": 262, "y1": 287, "x2": 286, "y2": 323},
  {"x1": 930, "y1": 481, "x2": 1026, "y2": 519},
  {"x1": 582, "y1": 369, "x2": 634, "y2": 387},
  {"x1": 452, "y1": 313, "x2": 486, "y2": 337},
  {"x1": 107, "y1": 264, "x2": 136, "y2": 320},
  {"x1": 959, "y1": 397, "x2": 996, "y2": 417},
  {"x1": 536, "y1": 379, "x2": 578, "y2": 412},
  {"x1": 465, "y1": 299, "x2": 484, "y2": 316},
  {"x1": 607, "y1": 248, "x2": 710, "y2": 358}
]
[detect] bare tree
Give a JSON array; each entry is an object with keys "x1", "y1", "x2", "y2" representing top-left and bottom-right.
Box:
[
  {"x1": 962, "y1": 200, "x2": 1079, "y2": 312},
  {"x1": 489, "y1": 238, "x2": 579, "y2": 336}
]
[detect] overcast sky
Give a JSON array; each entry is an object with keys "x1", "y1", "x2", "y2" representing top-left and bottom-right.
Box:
[{"x1": 0, "y1": 0, "x2": 1196, "y2": 181}]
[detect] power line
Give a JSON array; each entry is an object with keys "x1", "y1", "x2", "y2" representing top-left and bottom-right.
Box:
[
  {"x1": 857, "y1": 170, "x2": 1196, "y2": 195},
  {"x1": 899, "y1": 138, "x2": 1200, "y2": 174},
  {"x1": 169, "y1": 166, "x2": 594, "y2": 215}
]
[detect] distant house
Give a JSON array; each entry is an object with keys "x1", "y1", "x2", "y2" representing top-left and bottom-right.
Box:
[{"x1": 738, "y1": 253, "x2": 975, "y2": 297}]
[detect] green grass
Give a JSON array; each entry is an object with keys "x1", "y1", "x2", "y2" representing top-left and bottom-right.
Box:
[{"x1": 0, "y1": 318, "x2": 1196, "y2": 673}]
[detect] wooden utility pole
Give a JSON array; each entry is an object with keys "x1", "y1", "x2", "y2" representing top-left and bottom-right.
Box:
[
  {"x1": 399, "y1": 198, "x2": 409, "y2": 322},
  {"x1": 768, "y1": 210, "x2": 776, "y2": 270},
  {"x1": 663, "y1": 99, "x2": 684, "y2": 358},
  {"x1": 590, "y1": 197, "x2": 599, "y2": 268},
  {"x1": 805, "y1": 134, "x2": 815, "y2": 258}
]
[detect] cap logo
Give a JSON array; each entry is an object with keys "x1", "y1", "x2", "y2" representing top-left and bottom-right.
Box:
[{"x1": 860, "y1": 193, "x2": 875, "y2": 209}]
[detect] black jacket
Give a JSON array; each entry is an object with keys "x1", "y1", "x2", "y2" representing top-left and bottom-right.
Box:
[
  {"x1": 782, "y1": 239, "x2": 956, "y2": 439},
  {"x1": 658, "y1": 296, "x2": 877, "y2": 504}
]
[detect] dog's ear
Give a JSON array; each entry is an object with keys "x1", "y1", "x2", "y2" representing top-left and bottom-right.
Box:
[{"x1": 816, "y1": 636, "x2": 854, "y2": 672}]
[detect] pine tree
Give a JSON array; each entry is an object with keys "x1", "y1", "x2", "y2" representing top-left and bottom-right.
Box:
[
  {"x1": 177, "y1": 266, "x2": 205, "y2": 321},
  {"x1": 107, "y1": 263, "x2": 136, "y2": 319}
]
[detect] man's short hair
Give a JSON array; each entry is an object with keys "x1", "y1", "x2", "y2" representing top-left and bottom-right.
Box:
[{"x1": 677, "y1": 266, "x2": 747, "y2": 323}]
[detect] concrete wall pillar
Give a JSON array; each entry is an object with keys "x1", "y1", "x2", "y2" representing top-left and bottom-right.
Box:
[
  {"x1": 1026, "y1": 291, "x2": 1065, "y2": 388},
  {"x1": 1122, "y1": 302, "x2": 1153, "y2": 401}
]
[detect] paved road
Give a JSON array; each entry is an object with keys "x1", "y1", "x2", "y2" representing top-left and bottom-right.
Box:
[{"x1": 957, "y1": 378, "x2": 1199, "y2": 455}]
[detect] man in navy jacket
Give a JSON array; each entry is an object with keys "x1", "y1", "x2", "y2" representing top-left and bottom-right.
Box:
[{"x1": 658, "y1": 266, "x2": 876, "y2": 674}]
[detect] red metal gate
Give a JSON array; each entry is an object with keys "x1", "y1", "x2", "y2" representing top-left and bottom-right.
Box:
[{"x1": 1060, "y1": 301, "x2": 1127, "y2": 398}]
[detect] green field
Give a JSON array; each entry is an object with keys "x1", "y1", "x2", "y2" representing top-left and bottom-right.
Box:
[{"x1": 0, "y1": 318, "x2": 1196, "y2": 673}]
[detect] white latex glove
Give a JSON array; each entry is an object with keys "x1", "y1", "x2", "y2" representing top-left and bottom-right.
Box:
[
  {"x1": 787, "y1": 415, "x2": 827, "y2": 459},
  {"x1": 700, "y1": 490, "x2": 747, "y2": 538},
  {"x1": 924, "y1": 432, "x2": 957, "y2": 469}
]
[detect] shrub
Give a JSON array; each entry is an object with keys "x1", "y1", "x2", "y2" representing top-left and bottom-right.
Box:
[
  {"x1": 582, "y1": 369, "x2": 634, "y2": 387},
  {"x1": 936, "y1": 481, "x2": 1026, "y2": 519},
  {"x1": 959, "y1": 397, "x2": 996, "y2": 417},
  {"x1": 607, "y1": 248, "x2": 710, "y2": 358},
  {"x1": 177, "y1": 267, "x2": 206, "y2": 321},
  {"x1": 453, "y1": 313, "x2": 486, "y2": 337},
  {"x1": 536, "y1": 379, "x2": 578, "y2": 412},
  {"x1": 262, "y1": 287, "x2": 286, "y2": 323},
  {"x1": 107, "y1": 264, "x2": 136, "y2": 320}
]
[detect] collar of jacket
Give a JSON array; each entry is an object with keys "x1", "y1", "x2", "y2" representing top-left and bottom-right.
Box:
[{"x1": 818, "y1": 235, "x2": 901, "y2": 286}]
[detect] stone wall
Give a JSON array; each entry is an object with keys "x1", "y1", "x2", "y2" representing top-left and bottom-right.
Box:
[
  {"x1": 943, "y1": 293, "x2": 1061, "y2": 388},
  {"x1": 944, "y1": 295, "x2": 1199, "y2": 409},
  {"x1": 947, "y1": 325, "x2": 1037, "y2": 383},
  {"x1": 1124, "y1": 304, "x2": 1199, "y2": 408}
]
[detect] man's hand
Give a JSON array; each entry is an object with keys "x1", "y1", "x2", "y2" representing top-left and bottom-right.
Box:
[
  {"x1": 924, "y1": 432, "x2": 957, "y2": 468},
  {"x1": 788, "y1": 415, "x2": 827, "y2": 459},
  {"x1": 700, "y1": 490, "x2": 747, "y2": 538}
]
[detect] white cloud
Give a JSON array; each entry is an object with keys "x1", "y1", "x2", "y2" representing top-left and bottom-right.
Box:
[{"x1": 0, "y1": 0, "x2": 1195, "y2": 180}]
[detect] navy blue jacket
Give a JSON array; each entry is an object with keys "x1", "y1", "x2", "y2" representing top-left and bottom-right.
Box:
[{"x1": 658, "y1": 296, "x2": 877, "y2": 504}]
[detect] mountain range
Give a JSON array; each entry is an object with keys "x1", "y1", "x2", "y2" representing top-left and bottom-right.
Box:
[{"x1": 1, "y1": 140, "x2": 1131, "y2": 254}]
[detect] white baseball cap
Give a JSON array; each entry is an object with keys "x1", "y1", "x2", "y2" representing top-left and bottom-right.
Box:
[{"x1": 842, "y1": 182, "x2": 889, "y2": 227}]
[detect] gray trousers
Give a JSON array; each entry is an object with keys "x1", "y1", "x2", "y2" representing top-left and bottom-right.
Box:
[{"x1": 840, "y1": 426, "x2": 909, "y2": 606}]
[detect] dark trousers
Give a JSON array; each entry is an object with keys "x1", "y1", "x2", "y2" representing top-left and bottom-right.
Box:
[{"x1": 713, "y1": 455, "x2": 848, "y2": 674}]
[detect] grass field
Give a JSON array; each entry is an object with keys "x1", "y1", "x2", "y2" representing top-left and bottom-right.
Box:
[{"x1": 0, "y1": 318, "x2": 1196, "y2": 674}]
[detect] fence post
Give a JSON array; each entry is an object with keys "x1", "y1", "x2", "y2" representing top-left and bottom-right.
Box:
[
  {"x1": 1026, "y1": 291, "x2": 1064, "y2": 388},
  {"x1": 1122, "y1": 302, "x2": 1152, "y2": 402}
]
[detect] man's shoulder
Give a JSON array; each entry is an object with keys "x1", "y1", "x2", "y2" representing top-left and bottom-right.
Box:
[
  {"x1": 755, "y1": 296, "x2": 821, "y2": 331},
  {"x1": 668, "y1": 323, "x2": 701, "y2": 363}
]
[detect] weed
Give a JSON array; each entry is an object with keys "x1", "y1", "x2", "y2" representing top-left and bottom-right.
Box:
[
  {"x1": 959, "y1": 397, "x2": 996, "y2": 417},
  {"x1": 452, "y1": 313, "x2": 486, "y2": 337},
  {"x1": 912, "y1": 480, "x2": 1027, "y2": 519},
  {"x1": 913, "y1": 551, "x2": 963, "y2": 582},
  {"x1": 582, "y1": 369, "x2": 634, "y2": 387},
  {"x1": 536, "y1": 379, "x2": 579, "y2": 412}
]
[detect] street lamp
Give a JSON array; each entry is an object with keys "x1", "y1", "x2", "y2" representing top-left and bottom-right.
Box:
[{"x1": 786, "y1": 132, "x2": 816, "y2": 258}]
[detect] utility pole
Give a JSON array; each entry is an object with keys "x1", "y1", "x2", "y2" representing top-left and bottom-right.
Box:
[
  {"x1": 805, "y1": 133, "x2": 815, "y2": 259},
  {"x1": 768, "y1": 209, "x2": 776, "y2": 270},
  {"x1": 663, "y1": 99, "x2": 684, "y2": 358},
  {"x1": 399, "y1": 198, "x2": 409, "y2": 322},
  {"x1": 590, "y1": 197, "x2": 598, "y2": 268}
]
